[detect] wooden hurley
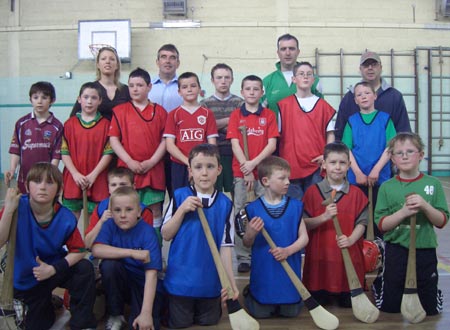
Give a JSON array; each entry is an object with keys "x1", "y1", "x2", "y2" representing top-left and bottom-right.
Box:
[
  {"x1": 197, "y1": 208, "x2": 259, "y2": 330},
  {"x1": 367, "y1": 186, "x2": 375, "y2": 241},
  {"x1": 327, "y1": 190, "x2": 380, "y2": 323},
  {"x1": 0, "y1": 210, "x2": 18, "y2": 307},
  {"x1": 82, "y1": 189, "x2": 89, "y2": 236},
  {"x1": 260, "y1": 227, "x2": 339, "y2": 330},
  {"x1": 400, "y1": 215, "x2": 426, "y2": 323},
  {"x1": 238, "y1": 125, "x2": 256, "y2": 202}
]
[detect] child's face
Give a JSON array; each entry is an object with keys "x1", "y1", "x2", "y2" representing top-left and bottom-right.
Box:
[
  {"x1": 30, "y1": 91, "x2": 53, "y2": 115},
  {"x1": 108, "y1": 176, "x2": 133, "y2": 194},
  {"x1": 391, "y1": 139, "x2": 423, "y2": 174},
  {"x1": 128, "y1": 77, "x2": 151, "y2": 103},
  {"x1": 212, "y1": 68, "x2": 233, "y2": 95},
  {"x1": 292, "y1": 65, "x2": 314, "y2": 90},
  {"x1": 27, "y1": 176, "x2": 59, "y2": 205},
  {"x1": 323, "y1": 152, "x2": 350, "y2": 186},
  {"x1": 262, "y1": 169, "x2": 290, "y2": 197},
  {"x1": 111, "y1": 195, "x2": 141, "y2": 231},
  {"x1": 189, "y1": 153, "x2": 222, "y2": 194},
  {"x1": 78, "y1": 88, "x2": 101, "y2": 116},
  {"x1": 178, "y1": 77, "x2": 200, "y2": 103},
  {"x1": 354, "y1": 85, "x2": 377, "y2": 111},
  {"x1": 241, "y1": 80, "x2": 263, "y2": 107}
]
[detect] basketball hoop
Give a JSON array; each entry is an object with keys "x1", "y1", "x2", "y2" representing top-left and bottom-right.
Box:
[{"x1": 88, "y1": 44, "x2": 116, "y2": 59}]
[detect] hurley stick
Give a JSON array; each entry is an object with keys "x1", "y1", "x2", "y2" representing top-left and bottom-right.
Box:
[
  {"x1": 197, "y1": 208, "x2": 259, "y2": 330},
  {"x1": 367, "y1": 186, "x2": 374, "y2": 241},
  {"x1": 82, "y1": 189, "x2": 89, "y2": 237},
  {"x1": 326, "y1": 190, "x2": 379, "y2": 323},
  {"x1": 400, "y1": 215, "x2": 426, "y2": 323},
  {"x1": 238, "y1": 125, "x2": 256, "y2": 202},
  {"x1": 0, "y1": 210, "x2": 18, "y2": 306},
  {"x1": 260, "y1": 227, "x2": 339, "y2": 330}
]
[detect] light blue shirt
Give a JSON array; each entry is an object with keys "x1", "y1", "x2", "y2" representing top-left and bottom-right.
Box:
[{"x1": 148, "y1": 74, "x2": 183, "y2": 112}]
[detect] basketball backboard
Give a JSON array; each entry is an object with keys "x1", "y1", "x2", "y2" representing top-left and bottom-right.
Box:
[{"x1": 78, "y1": 19, "x2": 131, "y2": 62}]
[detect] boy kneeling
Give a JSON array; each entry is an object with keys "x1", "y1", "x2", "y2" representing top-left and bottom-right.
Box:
[{"x1": 92, "y1": 186, "x2": 162, "y2": 330}]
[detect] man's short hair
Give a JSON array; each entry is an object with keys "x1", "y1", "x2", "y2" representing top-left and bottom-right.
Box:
[
  {"x1": 157, "y1": 44, "x2": 179, "y2": 58},
  {"x1": 277, "y1": 34, "x2": 299, "y2": 49}
]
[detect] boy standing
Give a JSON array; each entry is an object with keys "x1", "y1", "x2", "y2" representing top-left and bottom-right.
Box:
[
  {"x1": 372, "y1": 132, "x2": 448, "y2": 316},
  {"x1": 342, "y1": 81, "x2": 396, "y2": 236},
  {"x1": 164, "y1": 72, "x2": 218, "y2": 192},
  {"x1": 200, "y1": 63, "x2": 244, "y2": 193},
  {"x1": 5, "y1": 81, "x2": 63, "y2": 194},
  {"x1": 227, "y1": 75, "x2": 279, "y2": 273},
  {"x1": 278, "y1": 62, "x2": 335, "y2": 200},
  {"x1": 92, "y1": 186, "x2": 162, "y2": 330},
  {"x1": 109, "y1": 67, "x2": 167, "y2": 235},
  {"x1": 242, "y1": 156, "x2": 308, "y2": 318},
  {"x1": 161, "y1": 144, "x2": 238, "y2": 328},
  {"x1": 84, "y1": 167, "x2": 154, "y2": 249},
  {"x1": 0, "y1": 163, "x2": 96, "y2": 330},
  {"x1": 302, "y1": 142, "x2": 368, "y2": 307}
]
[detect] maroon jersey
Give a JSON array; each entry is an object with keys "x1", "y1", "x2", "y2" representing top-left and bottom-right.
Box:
[
  {"x1": 109, "y1": 102, "x2": 167, "y2": 191},
  {"x1": 9, "y1": 112, "x2": 63, "y2": 193},
  {"x1": 62, "y1": 115, "x2": 111, "y2": 202},
  {"x1": 163, "y1": 106, "x2": 218, "y2": 164},
  {"x1": 278, "y1": 96, "x2": 335, "y2": 179},
  {"x1": 226, "y1": 105, "x2": 279, "y2": 178}
]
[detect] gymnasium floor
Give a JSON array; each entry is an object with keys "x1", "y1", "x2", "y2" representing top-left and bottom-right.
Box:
[{"x1": 1, "y1": 178, "x2": 449, "y2": 330}]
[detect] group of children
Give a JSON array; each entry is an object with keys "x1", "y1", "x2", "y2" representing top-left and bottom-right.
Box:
[{"x1": 0, "y1": 57, "x2": 448, "y2": 330}]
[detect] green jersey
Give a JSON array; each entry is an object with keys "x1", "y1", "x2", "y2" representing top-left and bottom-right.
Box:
[{"x1": 375, "y1": 174, "x2": 449, "y2": 249}]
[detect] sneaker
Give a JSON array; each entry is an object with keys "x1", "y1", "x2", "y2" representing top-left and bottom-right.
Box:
[
  {"x1": 105, "y1": 315, "x2": 126, "y2": 330},
  {"x1": 238, "y1": 262, "x2": 251, "y2": 273}
]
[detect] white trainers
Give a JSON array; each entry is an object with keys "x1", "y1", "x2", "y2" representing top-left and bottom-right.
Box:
[{"x1": 105, "y1": 315, "x2": 126, "y2": 330}]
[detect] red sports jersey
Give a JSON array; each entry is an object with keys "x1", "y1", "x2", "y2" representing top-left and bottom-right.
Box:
[
  {"x1": 278, "y1": 96, "x2": 335, "y2": 179},
  {"x1": 302, "y1": 183, "x2": 367, "y2": 293},
  {"x1": 9, "y1": 112, "x2": 63, "y2": 193},
  {"x1": 62, "y1": 115, "x2": 111, "y2": 202},
  {"x1": 227, "y1": 106, "x2": 279, "y2": 178},
  {"x1": 109, "y1": 102, "x2": 167, "y2": 190},
  {"x1": 163, "y1": 106, "x2": 218, "y2": 164}
]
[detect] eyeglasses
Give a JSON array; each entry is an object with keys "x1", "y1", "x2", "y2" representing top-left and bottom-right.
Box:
[
  {"x1": 295, "y1": 72, "x2": 314, "y2": 78},
  {"x1": 361, "y1": 61, "x2": 380, "y2": 68},
  {"x1": 392, "y1": 150, "x2": 419, "y2": 158}
]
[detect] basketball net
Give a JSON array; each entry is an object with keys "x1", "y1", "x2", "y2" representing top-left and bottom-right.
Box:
[{"x1": 88, "y1": 44, "x2": 115, "y2": 59}]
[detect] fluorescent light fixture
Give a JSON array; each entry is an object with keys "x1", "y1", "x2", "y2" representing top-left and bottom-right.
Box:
[{"x1": 149, "y1": 20, "x2": 201, "y2": 29}]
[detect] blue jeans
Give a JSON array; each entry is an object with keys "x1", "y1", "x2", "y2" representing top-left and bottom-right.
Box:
[{"x1": 287, "y1": 169, "x2": 322, "y2": 201}]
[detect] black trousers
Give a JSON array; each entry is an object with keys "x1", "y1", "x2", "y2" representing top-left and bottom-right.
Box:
[{"x1": 14, "y1": 259, "x2": 97, "y2": 330}]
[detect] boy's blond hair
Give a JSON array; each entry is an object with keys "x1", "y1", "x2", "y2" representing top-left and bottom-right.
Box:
[
  {"x1": 257, "y1": 156, "x2": 290, "y2": 181},
  {"x1": 388, "y1": 132, "x2": 425, "y2": 154},
  {"x1": 110, "y1": 186, "x2": 140, "y2": 207}
]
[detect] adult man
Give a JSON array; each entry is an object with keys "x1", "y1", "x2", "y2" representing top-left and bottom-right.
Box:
[
  {"x1": 262, "y1": 33, "x2": 323, "y2": 118},
  {"x1": 200, "y1": 63, "x2": 244, "y2": 194},
  {"x1": 335, "y1": 51, "x2": 411, "y2": 140},
  {"x1": 148, "y1": 44, "x2": 183, "y2": 202},
  {"x1": 148, "y1": 44, "x2": 183, "y2": 112}
]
